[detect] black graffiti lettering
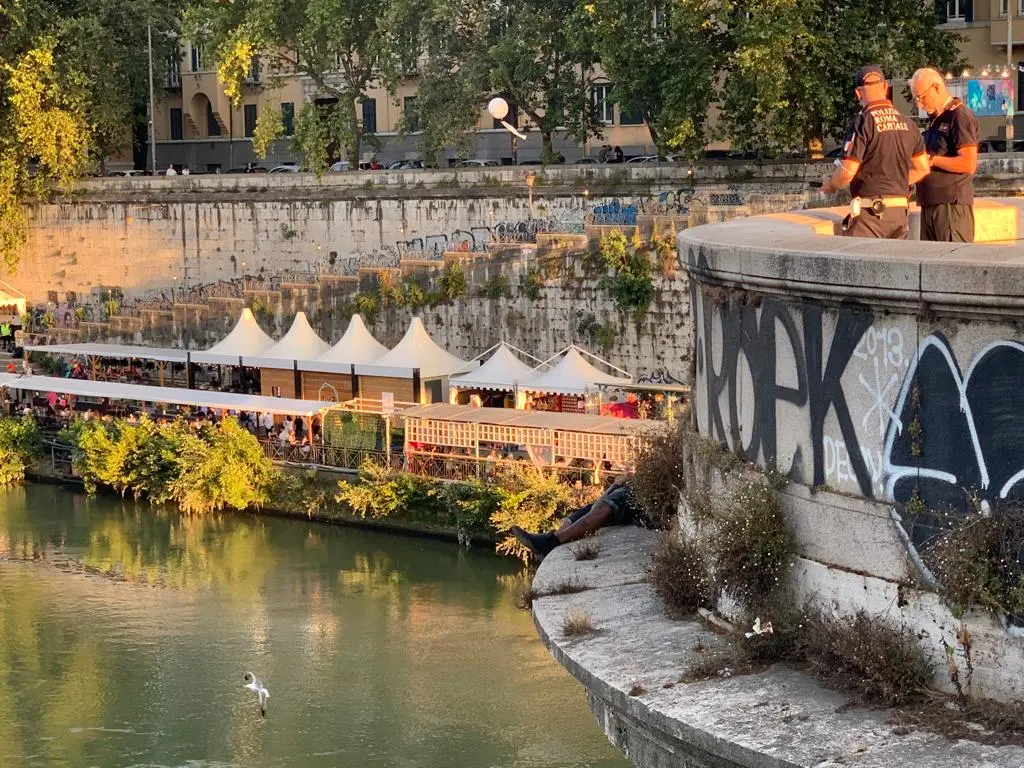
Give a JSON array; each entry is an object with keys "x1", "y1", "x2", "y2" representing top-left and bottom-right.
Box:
[{"x1": 802, "y1": 300, "x2": 875, "y2": 496}]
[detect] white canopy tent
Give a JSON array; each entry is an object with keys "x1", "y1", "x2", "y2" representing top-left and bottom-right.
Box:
[
  {"x1": 191, "y1": 308, "x2": 276, "y2": 365},
  {"x1": 519, "y1": 345, "x2": 631, "y2": 396},
  {"x1": 243, "y1": 311, "x2": 330, "y2": 368},
  {"x1": 24, "y1": 342, "x2": 189, "y2": 363},
  {"x1": 449, "y1": 342, "x2": 542, "y2": 391},
  {"x1": 2, "y1": 375, "x2": 332, "y2": 416},
  {"x1": 373, "y1": 317, "x2": 475, "y2": 380},
  {"x1": 300, "y1": 314, "x2": 390, "y2": 374}
]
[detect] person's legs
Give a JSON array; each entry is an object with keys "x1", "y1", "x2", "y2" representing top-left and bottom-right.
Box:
[{"x1": 512, "y1": 486, "x2": 632, "y2": 558}]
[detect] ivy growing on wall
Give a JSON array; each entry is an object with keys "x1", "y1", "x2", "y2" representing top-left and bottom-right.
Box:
[{"x1": 597, "y1": 229, "x2": 655, "y2": 317}]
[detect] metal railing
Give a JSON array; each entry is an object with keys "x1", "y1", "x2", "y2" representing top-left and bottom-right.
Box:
[{"x1": 258, "y1": 439, "x2": 401, "y2": 471}]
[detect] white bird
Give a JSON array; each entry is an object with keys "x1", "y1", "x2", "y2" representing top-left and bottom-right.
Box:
[{"x1": 243, "y1": 672, "x2": 270, "y2": 716}]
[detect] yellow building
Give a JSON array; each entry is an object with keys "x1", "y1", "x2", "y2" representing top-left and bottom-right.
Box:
[
  {"x1": 936, "y1": 0, "x2": 1021, "y2": 143},
  {"x1": 151, "y1": 43, "x2": 662, "y2": 170}
]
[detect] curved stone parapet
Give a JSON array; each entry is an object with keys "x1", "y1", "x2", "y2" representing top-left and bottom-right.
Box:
[
  {"x1": 677, "y1": 198, "x2": 1024, "y2": 702},
  {"x1": 532, "y1": 527, "x2": 1024, "y2": 767}
]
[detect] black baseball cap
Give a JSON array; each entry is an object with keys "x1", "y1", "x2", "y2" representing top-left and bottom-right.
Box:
[{"x1": 854, "y1": 65, "x2": 886, "y2": 87}]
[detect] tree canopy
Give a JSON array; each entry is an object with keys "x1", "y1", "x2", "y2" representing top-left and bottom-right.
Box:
[{"x1": 0, "y1": 0, "x2": 186, "y2": 271}]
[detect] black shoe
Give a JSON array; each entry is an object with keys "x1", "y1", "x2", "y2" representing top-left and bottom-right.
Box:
[{"x1": 511, "y1": 526, "x2": 560, "y2": 559}]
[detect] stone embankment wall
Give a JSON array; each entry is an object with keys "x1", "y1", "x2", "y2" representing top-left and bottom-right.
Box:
[
  {"x1": 679, "y1": 199, "x2": 1024, "y2": 702},
  {"x1": 13, "y1": 165, "x2": 815, "y2": 381}
]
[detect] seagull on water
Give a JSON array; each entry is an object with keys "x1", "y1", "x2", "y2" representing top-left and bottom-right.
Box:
[{"x1": 243, "y1": 672, "x2": 270, "y2": 716}]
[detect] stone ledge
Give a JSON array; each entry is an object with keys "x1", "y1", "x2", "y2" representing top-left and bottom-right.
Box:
[{"x1": 532, "y1": 525, "x2": 1024, "y2": 768}]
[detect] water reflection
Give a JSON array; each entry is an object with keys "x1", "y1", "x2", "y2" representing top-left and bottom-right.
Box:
[{"x1": 0, "y1": 484, "x2": 628, "y2": 768}]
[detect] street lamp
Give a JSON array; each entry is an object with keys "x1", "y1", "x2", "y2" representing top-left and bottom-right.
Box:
[{"x1": 526, "y1": 171, "x2": 536, "y2": 215}]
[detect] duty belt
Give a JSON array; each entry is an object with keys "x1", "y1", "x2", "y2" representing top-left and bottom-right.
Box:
[{"x1": 850, "y1": 196, "x2": 909, "y2": 217}]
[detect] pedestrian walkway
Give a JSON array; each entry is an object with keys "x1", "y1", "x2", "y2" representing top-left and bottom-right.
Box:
[{"x1": 531, "y1": 526, "x2": 1024, "y2": 768}]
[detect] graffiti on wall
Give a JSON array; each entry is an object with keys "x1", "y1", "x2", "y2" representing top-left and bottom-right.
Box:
[{"x1": 691, "y1": 254, "x2": 1024, "y2": 549}]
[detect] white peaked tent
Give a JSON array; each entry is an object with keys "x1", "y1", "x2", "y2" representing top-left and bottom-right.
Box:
[
  {"x1": 300, "y1": 314, "x2": 389, "y2": 373},
  {"x1": 244, "y1": 311, "x2": 330, "y2": 368},
  {"x1": 520, "y1": 345, "x2": 631, "y2": 395},
  {"x1": 449, "y1": 342, "x2": 542, "y2": 391},
  {"x1": 192, "y1": 308, "x2": 277, "y2": 365},
  {"x1": 371, "y1": 317, "x2": 474, "y2": 380}
]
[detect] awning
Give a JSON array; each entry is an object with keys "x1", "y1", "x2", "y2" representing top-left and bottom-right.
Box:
[
  {"x1": 373, "y1": 317, "x2": 475, "y2": 379},
  {"x1": 192, "y1": 308, "x2": 276, "y2": 365},
  {"x1": 299, "y1": 314, "x2": 390, "y2": 374},
  {"x1": 243, "y1": 311, "x2": 330, "y2": 369},
  {"x1": 25, "y1": 342, "x2": 189, "y2": 363},
  {"x1": 520, "y1": 346, "x2": 632, "y2": 395},
  {"x1": 2, "y1": 375, "x2": 331, "y2": 416},
  {"x1": 449, "y1": 342, "x2": 541, "y2": 391}
]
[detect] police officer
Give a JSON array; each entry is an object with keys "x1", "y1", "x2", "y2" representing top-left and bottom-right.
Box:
[
  {"x1": 821, "y1": 65, "x2": 931, "y2": 239},
  {"x1": 910, "y1": 67, "x2": 979, "y2": 242}
]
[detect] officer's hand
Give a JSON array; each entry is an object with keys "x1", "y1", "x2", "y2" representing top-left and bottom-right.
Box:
[{"x1": 820, "y1": 176, "x2": 835, "y2": 193}]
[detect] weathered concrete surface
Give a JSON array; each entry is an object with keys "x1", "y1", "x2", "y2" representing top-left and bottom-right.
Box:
[{"x1": 533, "y1": 526, "x2": 1024, "y2": 768}]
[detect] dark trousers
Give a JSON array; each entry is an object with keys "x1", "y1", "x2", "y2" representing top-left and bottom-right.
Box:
[
  {"x1": 920, "y1": 203, "x2": 974, "y2": 242},
  {"x1": 842, "y1": 207, "x2": 909, "y2": 239}
]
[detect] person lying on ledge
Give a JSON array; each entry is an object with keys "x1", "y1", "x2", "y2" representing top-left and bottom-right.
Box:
[{"x1": 511, "y1": 473, "x2": 640, "y2": 560}]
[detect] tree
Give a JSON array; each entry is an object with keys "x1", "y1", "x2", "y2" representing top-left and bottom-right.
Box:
[
  {"x1": 190, "y1": 0, "x2": 421, "y2": 172},
  {"x1": 415, "y1": 0, "x2": 603, "y2": 163},
  {"x1": 720, "y1": 0, "x2": 963, "y2": 154},
  {"x1": 590, "y1": 0, "x2": 722, "y2": 158},
  {"x1": 0, "y1": 0, "x2": 186, "y2": 271}
]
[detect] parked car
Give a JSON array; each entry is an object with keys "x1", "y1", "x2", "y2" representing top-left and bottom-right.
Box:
[
  {"x1": 625, "y1": 155, "x2": 660, "y2": 164},
  {"x1": 268, "y1": 164, "x2": 300, "y2": 173},
  {"x1": 979, "y1": 139, "x2": 1024, "y2": 153},
  {"x1": 516, "y1": 159, "x2": 543, "y2": 166},
  {"x1": 456, "y1": 158, "x2": 500, "y2": 167},
  {"x1": 224, "y1": 165, "x2": 269, "y2": 173},
  {"x1": 574, "y1": 157, "x2": 601, "y2": 164},
  {"x1": 386, "y1": 159, "x2": 424, "y2": 170},
  {"x1": 106, "y1": 169, "x2": 146, "y2": 177},
  {"x1": 328, "y1": 161, "x2": 350, "y2": 172}
]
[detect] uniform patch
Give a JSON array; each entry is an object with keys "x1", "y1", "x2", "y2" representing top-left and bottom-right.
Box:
[{"x1": 939, "y1": 123, "x2": 949, "y2": 134}]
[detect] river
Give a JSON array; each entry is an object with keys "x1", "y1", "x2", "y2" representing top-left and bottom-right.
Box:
[{"x1": 0, "y1": 484, "x2": 628, "y2": 768}]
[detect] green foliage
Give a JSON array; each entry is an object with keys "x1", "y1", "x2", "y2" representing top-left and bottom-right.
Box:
[
  {"x1": 437, "y1": 261, "x2": 468, "y2": 302},
  {"x1": 488, "y1": 465, "x2": 577, "y2": 563},
  {"x1": 707, "y1": 478, "x2": 795, "y2": 607},
  {"x1": 402, "y1": 279, "x2": 427, "y2": 310},
  {"x1": 720, "y1": 0, "x2": 963, "y2": 154},
  {"x1": 353, "y1": 291, "x2": 379, "y2": 322},
  {"x1": 0, "y1": 416, "x2": 43, "y2": 486},
  {"x1": 335, "y1": 460, "x2": 443, "y2": 519},
  {"x1": 191, "y1": 0, "x2": 423, "y2": 168},
  {"x1": 803, "y1": 609, "x2": 933, "y2": 707},
  {"x1": 438, "y1": 478, "x2": 503, "y2": 535},
  {"x1": 414, "y1": 0, "x2": 602, "y2": 161},
  {"x1": 922, "y1": 504, "x2": 1024, "y2": 620},
  {"x1": 478, "y1": 274, "x2": 511, "y2": 300},
  {"x1": 630, "y1": 417, "x2": 687, "y2": 530},
  {"x1": 598, "y1": 229, "x2": 655, "y2": 316},
  {"x1": 520, "y1": 268, "x2": 544, "y2": 300},
  {"x1": 68, "y1": 416, "x2": 276, "y2": 514},
  {"x1": 590, "y1": 0, "x2": 720, "y2": 157},
  {"x1": 648, "y1": 532, "x2": 714, "y2": 618},
  {"x1": 252, "y1": 106, "x2": 286, "y2": 159}
]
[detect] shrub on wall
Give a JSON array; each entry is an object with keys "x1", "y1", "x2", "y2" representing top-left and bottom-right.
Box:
[
  {"x1": 598, "y1": 229, "x2": 655, "y2": 317},
  {"x1": 707, "y1": 478, "x2": 795, "y2": 606},
  {"x1": 335, "y1": 460, "x2": 443, "y2": 520},
  {"x1": 489, "y1": 465, "x2": 579, "y2": 563},
  {"x1": 629, "y1": 417, "x2": 689, "y2": 530},
  {"x1": 648, "y1": 532, "x2": 714, "y2": 618}
]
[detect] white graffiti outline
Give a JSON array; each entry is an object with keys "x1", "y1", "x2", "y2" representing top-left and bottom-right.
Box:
[
  {"x1": 859, "y1": 356, "x2": 901, "y2": 438},
  {"x1": 881, "y1": 337, "x2": 1024, "y2": 502}
]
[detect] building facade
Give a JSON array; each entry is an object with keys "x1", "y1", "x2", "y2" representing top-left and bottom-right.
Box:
[{"x1": 150, "y1": 43, "x2": 661, "y2": 171}]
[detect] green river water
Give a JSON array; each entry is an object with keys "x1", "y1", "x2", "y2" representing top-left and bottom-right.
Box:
[{"x1": 0, "y1": 484, "x2": 629, "y2": 768}]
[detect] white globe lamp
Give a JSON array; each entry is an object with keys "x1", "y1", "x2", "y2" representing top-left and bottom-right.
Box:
[{"x1": 487, "y1": 97, "x2": 509, "y2": 121}]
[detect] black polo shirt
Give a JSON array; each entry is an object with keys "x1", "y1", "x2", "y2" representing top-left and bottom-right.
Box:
[
  {"x1": 841, "y1": 99, "x2": 926, "y2": 199},
  {"x1": 916, "y1": 98, "x2": 979, "y2": 207}
]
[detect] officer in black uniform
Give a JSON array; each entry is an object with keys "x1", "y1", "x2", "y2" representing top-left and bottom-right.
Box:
[
  {"x1": 910, "y1": 67, "x2": 979, "y2": 242},
  {"x1": 821, "y1": 65, "x2": 931, "y2": 239}
]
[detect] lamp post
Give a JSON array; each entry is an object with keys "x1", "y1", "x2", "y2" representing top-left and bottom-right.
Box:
[{"x1": 526, "y1": 171, "x2": 536, "y2": 217}]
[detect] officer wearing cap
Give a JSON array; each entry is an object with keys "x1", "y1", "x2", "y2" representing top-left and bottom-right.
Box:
[
  {"x1": 910, "y1": 67, "x2": 979, "y2": 242},
  {"x1": 821, "y1": 65, "x2": 931, "y2": 239}
]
